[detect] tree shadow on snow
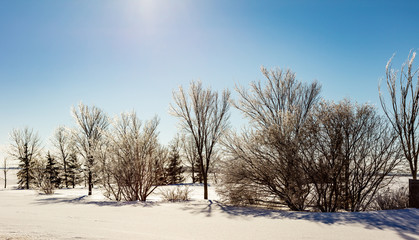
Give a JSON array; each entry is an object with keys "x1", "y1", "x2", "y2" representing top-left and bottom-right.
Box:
[
  {"x1": 33, "y1": 195, "x2": 159, "y2": 208},
  {"x1": 181, "y1": 200, "x2": 419, "y2": 239}
]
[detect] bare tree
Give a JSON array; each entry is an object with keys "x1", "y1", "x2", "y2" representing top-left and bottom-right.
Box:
[
  {"x1": 170, "y1": 81, "x2": 230, "y2": 199},
  {"x1": 234, "y1": 67, "x2": 321, "y2": 133},
  {"x1": 3, "y1": 158, "x2": 9, "y2": 188},
  {"x1": 302, "y1": 100, "x2": 401, "y2": 211},
  {"x1": 52, "y1": 126, "x2": 72, "y2": 188},
  {"x1": 181, "y1": 134, "x2": 199, "y2": 183},
  {"x1": 102, "y1": 113, "x2": 166, "y2": 201},
  {"x1": 220, "y1": 67, "x2": 321, "y2": 210},
  {"x1": 72, "y1": 103, "x2": 109, "y2": 195},
  {"x1": 8, "y1": 127, "x2": 42, "y2": 189},
  {"x1": 32, "y1": 157, "x2": 47, "y2": 189},
  {"x1": 379, "y1": 51, "x2": 419, "y2": 179}
]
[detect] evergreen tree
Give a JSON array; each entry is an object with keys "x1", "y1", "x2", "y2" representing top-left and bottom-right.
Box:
[
  {"x1": 10, "y1": 128, "x2": 42, "y2": 190},
  {"x1": 194, "y1": 160, "x2": 203, "y2": 183},
  {"x1": 165, "y1": 143, "x2": 185, "y2": 185},
  {"x1": 17, "y1": 143, "x2": 33, "y2": 189},
  {"x1": 45, "y1": 152, "x2": 61, "y2": 188},
  {"x1": 67, "y1": 152, "x2": 81, "y2": 188}
]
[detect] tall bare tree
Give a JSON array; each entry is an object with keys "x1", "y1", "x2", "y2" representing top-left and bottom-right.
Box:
[
  {"x1": 72, "y1": 103, "x2": 109, "y2": 195},
  {"x1": 9, "y1": 127, "x2": 42, "y2": 189},
  {"x1": 302, "y1": 100, "x2": 401, "y2": 211},
  {"x1": 170, "y1": 81, "x2": 230, "y2": 199},
  {"x1": 181, "y1": 134, "x2": 199, "y2": 183},
  {"x1": 379, "y1": 51, "x2": 419, "y2": 179}
]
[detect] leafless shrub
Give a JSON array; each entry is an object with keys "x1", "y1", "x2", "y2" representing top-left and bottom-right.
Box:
[
  {"x1": 220, "y1": 67, "x2": 400, "y2": 212},
  {"x1": 220, "y1": 67, "x2": 320, "y2": 211},
  {"x1": 29, "y1": 158, "x2": 44, "y2": 189},
  {"x1": 373, "y1": 187, "x2": 409, "y2": 210},
  {"x1": 217, "y1": 166, "x2": 261, "y2": 206},
  {"x1": 180, "y1": 134, "x2": 200, "y2": 183},
  {"x1": 101, "y1": 112, "x2": 166, "y2": 201},
  {"x1": 302, "y1": 100, "x2": 402, "y2": 212},
  {"x1": 39, "y1": 174, "x2": 55, "y2": 195},
  {"x1": 159, "y1": 186, "x2": 192, "y2": 201}
]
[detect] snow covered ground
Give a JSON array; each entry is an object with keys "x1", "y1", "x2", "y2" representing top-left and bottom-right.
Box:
[{"x1": 0, "y1": 171, "x2": 418, "y2": 240}]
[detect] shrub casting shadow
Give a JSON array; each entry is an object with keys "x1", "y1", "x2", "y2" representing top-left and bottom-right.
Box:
[{"x1": 182, "y1": 200, "x2": 419, "y2": 239}]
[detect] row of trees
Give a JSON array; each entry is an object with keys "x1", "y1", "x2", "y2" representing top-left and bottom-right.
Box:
[
  {"x1": 7, "y1": 52, "x2": 418, "y2": 211},
  {"x1": 219, "y1": 70, "x2": 401, "y2": 211},
  {"x1": 7, "y1": 80, "x2": 229, "y2": 202},
  {"x1": 8, "y1": 110, "x2": 185, "y2": 199},
  {"x1": 217, "y1": 52, "x2": 418, "y2": 211}
]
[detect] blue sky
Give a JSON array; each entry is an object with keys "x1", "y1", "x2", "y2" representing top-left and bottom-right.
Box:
[{"x1": 0, "y1": 0, "x2": 418, "y2": 160}]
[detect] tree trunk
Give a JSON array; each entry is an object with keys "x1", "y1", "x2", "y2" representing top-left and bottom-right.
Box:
[
  {"x1": 88, "y1": 170, "x2": 92, "y2": 195},
  {"x1": 203, "y1": 176, "x2": 208, "y2": 200},
  {"x1": 3, "y1": 171, "x2": 6, "y2": 188},
  {"x1": 191, "y1": 165, "x2": 195, "y2": 183},
  {"x1": 344, "y1": 160, "x2": 350, "y2": 210},
  {"x1": 64, "y1": 159, "x2": 68, "y2": 188},
  {"x1": 26, "y1": 162, "x2": 29, "y2": 190},
  {"x1": 72, "y1": 174, "x2": 75, "y2": 188},
  {"x1": 409, "y1": 179, "x2": 419, "y2": 208}
]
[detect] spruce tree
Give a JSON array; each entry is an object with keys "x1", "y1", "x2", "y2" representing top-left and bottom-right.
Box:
[
  {"x1": 10, "y1": 128, "x2": 42, "y2": 190},
  {"x1": 165, "y1": 144, "x2": 185, "y2": 185},
  {"x1": 194, "y1": 160, "x2": 203, "y2": 183},
  {"x1": 45, "y1": 152, "x2": 61, "y2": 188},
  {"x1": 67, "y1": 153, "x2": 81, "y2": 188},
  {"x1": 17, "y1": 143, "x2": 33, "y2": 189}
]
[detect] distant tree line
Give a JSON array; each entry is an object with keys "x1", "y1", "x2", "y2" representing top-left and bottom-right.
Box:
[{"x1": 6, "y1": 51, "x2": 418, "y2": 211}]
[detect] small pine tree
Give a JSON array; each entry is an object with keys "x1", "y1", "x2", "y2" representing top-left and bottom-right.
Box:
[
  {"x1": 45, "y1": 152, "x2": 61, "y2": 188},
  {"x1": 67, "y1": 153, "x2": 81, "y2": 188},
  {"x1": 165, "y1": 144, "x2": 185, "y2": 185},
  {"x1": 17, "y1": 143, "x2": 33, "y2": 189}
]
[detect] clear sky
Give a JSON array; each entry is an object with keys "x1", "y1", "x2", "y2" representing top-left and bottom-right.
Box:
[{"x1": 0, "y1": 0, "x2": 418, "y2": 162}]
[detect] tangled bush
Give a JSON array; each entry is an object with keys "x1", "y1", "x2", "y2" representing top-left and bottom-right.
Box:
[
  {"x1": 39, "y1": 175, "x2": 55, "y2": 195},
  {"x1": 159, "y1": 186, "x2": 192, "y2": 201},
  {"x1": 101, "y1": 113, "x2": 167, "y2": 202},
  {"x1": 217, "y1": 173, "x2": 261, "y2": 206},
  {"x1": 373, "y1": 187, "x2": 409, "y2": 210},
  {"x1": 219, "y1": 67, "x2": 401, "y2": 212}
]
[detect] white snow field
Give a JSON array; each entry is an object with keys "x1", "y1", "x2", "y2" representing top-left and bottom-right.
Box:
[{"x1": 0, "y1": 171, "x2": 418, "y2": 240}]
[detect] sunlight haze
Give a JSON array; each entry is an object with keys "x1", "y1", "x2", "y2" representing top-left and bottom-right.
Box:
[{"x1": 0, "y1": 0, "x2": 418, "y2": 163}]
